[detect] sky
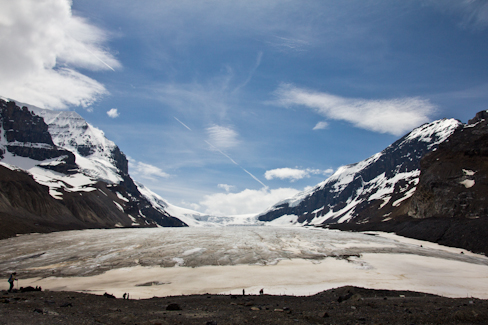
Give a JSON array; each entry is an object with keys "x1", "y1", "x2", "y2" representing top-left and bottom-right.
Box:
[{"x1": 1, "y1": 0, "x2": 488, "y2": 216}]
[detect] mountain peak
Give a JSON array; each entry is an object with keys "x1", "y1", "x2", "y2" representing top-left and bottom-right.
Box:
[{"x1": 468, "y1": 110, "x2": 488, "y2": 125}]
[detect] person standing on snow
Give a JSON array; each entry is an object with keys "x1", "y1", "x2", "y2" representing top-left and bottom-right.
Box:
[{"x1": 8, "y1": 272, "x2": 17, "y2": 292}]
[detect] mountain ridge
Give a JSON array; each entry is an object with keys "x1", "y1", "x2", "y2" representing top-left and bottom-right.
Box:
[{"x1": 258, "y1": 118, "x2": 462, "y2": 225}]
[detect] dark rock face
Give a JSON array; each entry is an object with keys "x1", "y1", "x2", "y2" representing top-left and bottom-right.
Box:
[
  {"x1": 1, "y1": 101, "x2": 53, "y2": 145},
  {"x1": 0, "y1": 100, "x2": 77, "y2": 171},
  {"x1": 111, "y1": 145, "x2": 129, "y2": 175},
  {"x1": 119, "y1": 174, "x2": 187, "y2": 227},
  {"x1": 0, "y1": 165, "x2": 86, "y2": 239},
  {"x1": 409, "y1": 113, "x2": 488, "y2": 220}
]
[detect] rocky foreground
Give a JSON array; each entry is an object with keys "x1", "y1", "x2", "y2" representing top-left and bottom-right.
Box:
[{"x1": 0, "y1": 286, "x2": 487, "y2": 324}]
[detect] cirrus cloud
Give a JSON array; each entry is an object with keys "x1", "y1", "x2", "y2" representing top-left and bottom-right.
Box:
[
  {"x1": 206, "y1": 125, "x2": 239, "y2": 149},
  {"x1": 274, "y1": 84, "x2": 436, "y2": 136},
  {"x1": 0, "y1": 0, "x2": 120, "y2": 109},
  {"x1": 128, "y1": 158, "x2": 170, "y2": 181},
  {"x1": 265, "y1": 167, "x2": 334, "y2": 182},
  {"x1": 427, "y1": 0, "x2": 488, "y2": 30}
]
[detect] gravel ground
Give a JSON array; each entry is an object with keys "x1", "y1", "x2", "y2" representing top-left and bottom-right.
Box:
[{"x1": 1, "y1": 286, "x2": 487, "y2": 324}]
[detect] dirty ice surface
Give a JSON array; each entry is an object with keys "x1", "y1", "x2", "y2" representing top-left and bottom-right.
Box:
[{"x1": 1, "y1": 227, "x2": 488, "y2": 299}]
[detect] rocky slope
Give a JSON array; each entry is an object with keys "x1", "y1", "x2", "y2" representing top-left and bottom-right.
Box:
[
  {"x1": 0, "y1": 99, "x2": 186, "y2": 238},
  {"x1": 259, "y1": 111, "x2": 488, "y2": 254}
]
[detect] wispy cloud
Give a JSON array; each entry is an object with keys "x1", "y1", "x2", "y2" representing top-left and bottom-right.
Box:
[
  {"x1": 154, "y1": 81, "x2": 231, "y2": 121},
  {"x1": 313, "y1": 121, "x2": 329, "y2": 130},
  {"x1": 0, "y1": 0, "x2": 120, "y2": 109},
  {"x1": 107, "y1": 108, "x2": 119, "y2": 118},
  {"x1": 199, "y1": 187, "x2": 300, "y2": 216},
  {"x1": 274, "y1": 84, "x2": 435, "y2": 136},
  {"x1": 128, "y1": 158, "x2": 170, "y2": 181},
  {"x1": 265, "y1": 167, "x2": 334, "y2": 182},
  {"x1": 233, "y1": 51, "x2": 263, "y2": 92},
  {"x1": 266, "y1": 36, "x2": 310, "y2": 53},
  {"x1": 428, "y1": 0, "x2": 488, "y2": 30},
  {"x1": 206, "y1": 125, "x2": 239, "y2": 150},
  {"x1": 218, "y1": 184, "x2": 235, "y2": 192}
]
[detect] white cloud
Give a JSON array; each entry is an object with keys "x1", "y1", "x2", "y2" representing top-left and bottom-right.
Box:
[
  {"x1": 313, "y1": 121, "x2": 329, "y2": 130},
  {"x1": 206, "y1": 125, "x2": 239, "y2": 149},
  {"x1": 0, "y1": 0, "x2": 120, "y2": 109},
  {"x1": 107, "y1": 108, "x2": 119, "y2": 118},
  {"x1": 218, "y1": 184, "x2": 235, "y2": 192},
  {"x1": 199, "y1": 187, "x2": 300, "y2": 216},
  {"x1": 265, "y1": 167, "x2": 334, "y2": 182},
  {"x1": 128, "y1": 158, "x2": 170, "y2": 181},
  {"x1": 274, "y1": 84, "x2": 435, "y2": 136}
]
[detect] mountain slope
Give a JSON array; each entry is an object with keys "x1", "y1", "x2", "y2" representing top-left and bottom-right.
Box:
[
  {"x1": 0, "y1": 98, "x2": 187, "y2": 238},
  {"x1": 258, "y1": 118, "x2": 462, "y2": 225}
]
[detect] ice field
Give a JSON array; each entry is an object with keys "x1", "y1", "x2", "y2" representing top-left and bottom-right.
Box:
[{"x1": 1, "y1": 227, "x2": 488, "y2": 299}]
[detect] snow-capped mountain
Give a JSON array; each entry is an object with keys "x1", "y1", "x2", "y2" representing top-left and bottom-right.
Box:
[
  {"x1": 0, "y1": 98, "x2": 188, "y2": 238},
  {"x1": 258, "y1": 118, "x2": 463, "y2": 226}
]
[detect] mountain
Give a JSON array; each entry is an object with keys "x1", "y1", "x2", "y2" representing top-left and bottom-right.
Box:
[
  {"x1": 258, "y1": 118, "x2": 462, "y2": 225},
  {"x1": 258, "y1": 111, "x2": 488, "y2": 254},
  {"x1": 0, "y1": 98, "x2": 187, "y2": 238}
]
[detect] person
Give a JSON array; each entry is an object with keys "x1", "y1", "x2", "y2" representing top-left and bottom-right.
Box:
[{"x1": 8, "y1": 272, "x2": 17, "y2": 292}]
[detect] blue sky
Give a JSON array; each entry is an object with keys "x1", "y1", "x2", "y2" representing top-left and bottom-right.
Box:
[{"x1": 2, "y1": 0, "x2": 488, "y2": 215}]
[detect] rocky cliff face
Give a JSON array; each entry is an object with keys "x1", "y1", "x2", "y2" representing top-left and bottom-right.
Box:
[
  {"x1": 0, "y1": 100, "x2": 77, "y2": 173},
  {"x1": 0, "y1": 99, "x2": 186, "y2": 238},
  {"x1": 408, "y1": 111, "x2": 488, "y2": 220}
]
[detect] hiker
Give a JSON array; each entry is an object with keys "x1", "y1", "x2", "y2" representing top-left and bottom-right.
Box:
[
  {"x1": 8, "y1": 272, "x2": 17, "y2": 292},
  {"x1": 259, "y1": 288, "x2": 264, "y2": 295}
]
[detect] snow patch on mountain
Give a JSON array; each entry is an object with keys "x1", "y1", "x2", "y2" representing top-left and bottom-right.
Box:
[
  {"x1": 30, "y1": 106, "x2": 123, "y2": 185},
  {"x1": 404, "y1": 118, "x2": 461, "y2": 149}
]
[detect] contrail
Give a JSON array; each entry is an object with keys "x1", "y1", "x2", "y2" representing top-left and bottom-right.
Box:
[
  {"x1": 174, "y1": 117, "x2": 192, "y2": 131},
  {"x1": 83, "y1": 45, "x2": 116, "y2": 71},
  {"x1": 174, "y1": 117, "x2": 267, "y2": 188},
  {"x1": 204, "y1": 140, "x2": 267, "y2": 188},
  {"x1": 233, "y1": 51, "x2": 263, "y2": 93},
  {"x1": 241, "y1": 167, "x2": 268, "y2": 188}
]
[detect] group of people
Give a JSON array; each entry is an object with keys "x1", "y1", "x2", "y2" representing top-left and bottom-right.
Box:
[{"x1": 7, "y1": 272, "x2": 265, "y2": 297}]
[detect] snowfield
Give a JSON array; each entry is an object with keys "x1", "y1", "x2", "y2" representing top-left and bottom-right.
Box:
[{"x1": 1, "y1": 227, "x2": 487, "y2": 299}]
